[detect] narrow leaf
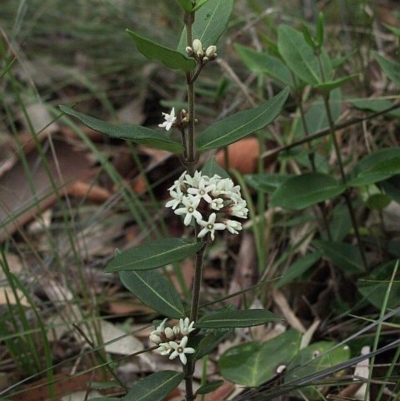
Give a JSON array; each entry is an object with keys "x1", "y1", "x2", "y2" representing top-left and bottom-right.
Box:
[
  {"x1": 120, "y1": 270, "x2": 184, "y2": 318},
  {"x1": 59, "y1": 105, "x2": 184, "y2": 153},
  {"x1": 234, "y1": 44, "x2": 295, "y2": 87},
  {"x1": 196, "y1": 380, "x2": 224, "y2": 395},
  {"x1": 373, "y1": 51, "x2": 400, "y2": 86},
  {"x1": 278, "y1": 25, "x2": 332, "y2": 86},
  {"x1": 315, "y1": 74, "x2": 359, "y2": 92},
  {"x1": 348, "y1": 147, "x2": 400, "y2": 186},
  {"x1": 270, "y1": 172, "x2": 345, "y2": 210},
  {"x1": 192, "y1": 0, "x2": 211, "y2": 11},
  {"x1": 126, "y1": 30, "x2": 195, "y2": 72},
  {"x1": 245, "y1": 173, "x2": 292, "y2": 193},
  {"x1": 197, "y1": 309, "x2": 281, "y2": 329},
  {"x1": 276, "y1": 251, "x2": 322, "y2": 287},
  {"x1": 196, "y1": 87, "x2": 289, "y2": 151},
  {"x1": 122, "y1": 371, "x2": 184, "y2": 401},
  {"x1": 177, "y1": 0, "x2": 234, "y2": 51},
  {"x1": 105, "y1": 239, "x2": 204, "y2": 272},
  {"x1": 314, "y1": 240, "x2": 365, "y2": 273}
]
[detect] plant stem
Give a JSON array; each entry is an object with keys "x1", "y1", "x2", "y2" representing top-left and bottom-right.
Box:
[
  {"x1": 322, "y1": 93, "x2": 368, "y2": 270},
  {"x1": 190, "y1": 242, "x2": 206, "y2": 322},
  {"x1": 184, "y1": 11, "x2": 196, "y2": 171}
]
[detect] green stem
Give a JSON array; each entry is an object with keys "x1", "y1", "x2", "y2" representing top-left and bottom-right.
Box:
[{"x1": 322, "y1": 93, "x2": 368, "y2": 270}]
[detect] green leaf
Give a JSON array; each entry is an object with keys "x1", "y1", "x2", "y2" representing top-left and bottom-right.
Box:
[
  {"x1": 119, "y1": 270, "x2": 184, "y2": 318},
  {"x1": 59, "y1": 105, "x2": 184, "y2": 153},
  {"x1": 201, "y1": 157, "x2": 230, "y2": 178},
  {"x1": 270, "y1": 172, "x2": 345, "y2": 210},
  {"x1": 193, "y1": 0, "x2": 211, "y2": 11},
  {"x1": 234, "y1": 44, "x2": 295, "y2": 87},
  {"x1": 373, "y1": 51, "x2": 400, "y2": 86},
  {"x1": 245, "y1": 173, "x2": 292, "y2": 193},
  {"x1": 348, "y1": 147, "x2": 400, "y2": 186},
  {"x1": 174, "y1": 0, "x2": 193, "y2": 12},
  {"x1": 314, "y1": 240, "x2": 365, "y2": 273},
  {"x1": 196, "y1": 309, "x2": 282, "y2": 329},
  {"x1": 196, "y1": 380, "x2": 224, "y2": 395},
  {"x1": 177, "y1": 0, "x2": 234, "y2": 51},
  {"x1": 278, "y1": 25, "x2": 332, "y2": 86},
  {"x1": 126, "y1": 30, "x2": 195, "y2": 72},
  {"x1": 315, "y1": 74, "x2": 359, "y2": 92},
  {"x1": 196, "y1": 87, "x2": 289, "y2": 151},
  {"x1": 194, "y1": 329, "x2": 232, "y2": 359},
  {"x1": 358, "y1": 260, "x2": 400, "y2": 309},
  {"x1": 285, "y1": 342, "x2": 350, "y2": 400},
  {"x1": 294, "y1": 88, "x2": 342, "y2": 138},
  {"x1": 105, "y1": 239, "x2": 204, "y2": 272},
  {"x1": 122, "y1": 371, "x2": 184, "y2": 401},
  {"x1": 350, "y1": 98, "x2": 400, "y2": 118},
  {"x1": 219, "y1": 330, "x2": 301, "y2": 387},
  {"x1": 276, "y1": 251, "x2": 322, "y2": 288}
]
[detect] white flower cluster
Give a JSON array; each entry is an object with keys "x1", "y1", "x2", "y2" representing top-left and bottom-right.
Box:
[
  {"x1": 186, "y1": 39, "x2": 217, "y2": 64},
  {"x1": 166, "y1": 171, "x2": 248, "y2": 240},
  {"x1": 150, "y1": 318, "x2": 196, "y2": 365}
]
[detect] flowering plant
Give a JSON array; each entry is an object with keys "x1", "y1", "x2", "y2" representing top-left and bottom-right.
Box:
[{"x1": 60, "y1": 0, "x2": 288, "y2": 399}]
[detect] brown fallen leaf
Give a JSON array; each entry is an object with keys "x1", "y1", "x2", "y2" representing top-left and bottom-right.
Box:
[
  {"x1": 216, "y1": 137, "x2": 259, "y2": 174},
  {"x1": 0, "y1": 139, "x2": 98, "y2": 242}
]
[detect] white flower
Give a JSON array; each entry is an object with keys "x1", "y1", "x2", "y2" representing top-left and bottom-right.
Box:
[
  {"x1": 158, "y1": 108, "x2": 177, "y2": 131},
  {"x1": 175, "y1": 196, "x2": 202, "y2": 226},
  {"x1": 197, "y1": 213, "x2": 226, "y2": 241},
  {"x1": 169, "y1": 336, "x2": 195, "y2": 365},
  {"x1": 165, "y1": 184, "x2": 183, "y2": 210},
  {"x1": 187, "y1": 177, "x2": 215, "y2": 203},
  {"x1": 184, "y1": 170, "x2": 203, "y2": 187},
  {"x1": 225, "y1": 219, "x2": 242, "y2": 234},
  {"x1": 179, "y1": 318, "x2": 196, "y2": 336},
  {"x1": 210, "y1": 197, "x2": 224, "y2": 210},
  {"x1": 150, "y1": 318, "x2": 168, "y2": 344},
  {"x1": 230, "y1": 201, "x2": 248, "y2": 218},
  {"x1": 157, "y1": 342, "x2": 173, "y2": 356}
]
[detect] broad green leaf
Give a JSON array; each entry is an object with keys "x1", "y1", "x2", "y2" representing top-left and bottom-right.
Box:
[
  {"x1": 245, "y1": 173, "x2": 292, "y2": 193},
  {"x1": 314, "y1": 240, "x2": 365, "y2": 273},
  {"x1": 373, "y1": 51, "x2": 400, "y2": 86},
  {"x1": 120, "y1": 270, "x2": 184, "y2": 318},
  {"x1": 285, "y1": 342, "x2": 350, "y2": 400},
  {"x1": 276, "y1": 251, "x2": 322, "y2": 288},
  {"x1": 196, "y1": 309, "x2": 281, "y2": 329},
  {"x1": 219, "y1": 330, "x2": 301, "y2": 387},
  {"x1": 174, "y1": 0, "x2": 193, "y2": 12},
  {"x1": 348, "y1": 147, "x2": 400, "y2": 186},
  {"x1": 122, "y1": 371, "x2": 184, "y2": 401},
  {"x1": 234, "y1": 44, "x2": 295, "y2": 87},
  {"x1": 196, "y1": 87, "x2": 289, "y2": 151},
  {"x1": 278, "y1": 25, "x2": 332, "y2": 86},
  {"x1": 126, "y1": 30, "x2": 195, "y2": 72},
  {"x1": 59, "y1": 105, "x2": 184, "y2": 153},
  {"x1": 196, "y1": 380, "x2": 224, "y2": 395},
  {"x1": 270, "y1": 172, "x2": 345, "y2": 210},
  {"x1": 177, "y1": 0, "x2": 234, "y2": 51},
  {"x1": 105, "y1": 239, "x2": 204, "y2": 272}
]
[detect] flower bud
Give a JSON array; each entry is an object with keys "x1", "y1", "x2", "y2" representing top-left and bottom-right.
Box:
[
  {"x1": 192, "y1": 39, "x2": 203, "y2": 56},
  {"x1": 185, "y1": 46, "x2": 194, "y2": 56},
  {"x1": 205, "y1": 45, "x2": 217, "y2": 58}
]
